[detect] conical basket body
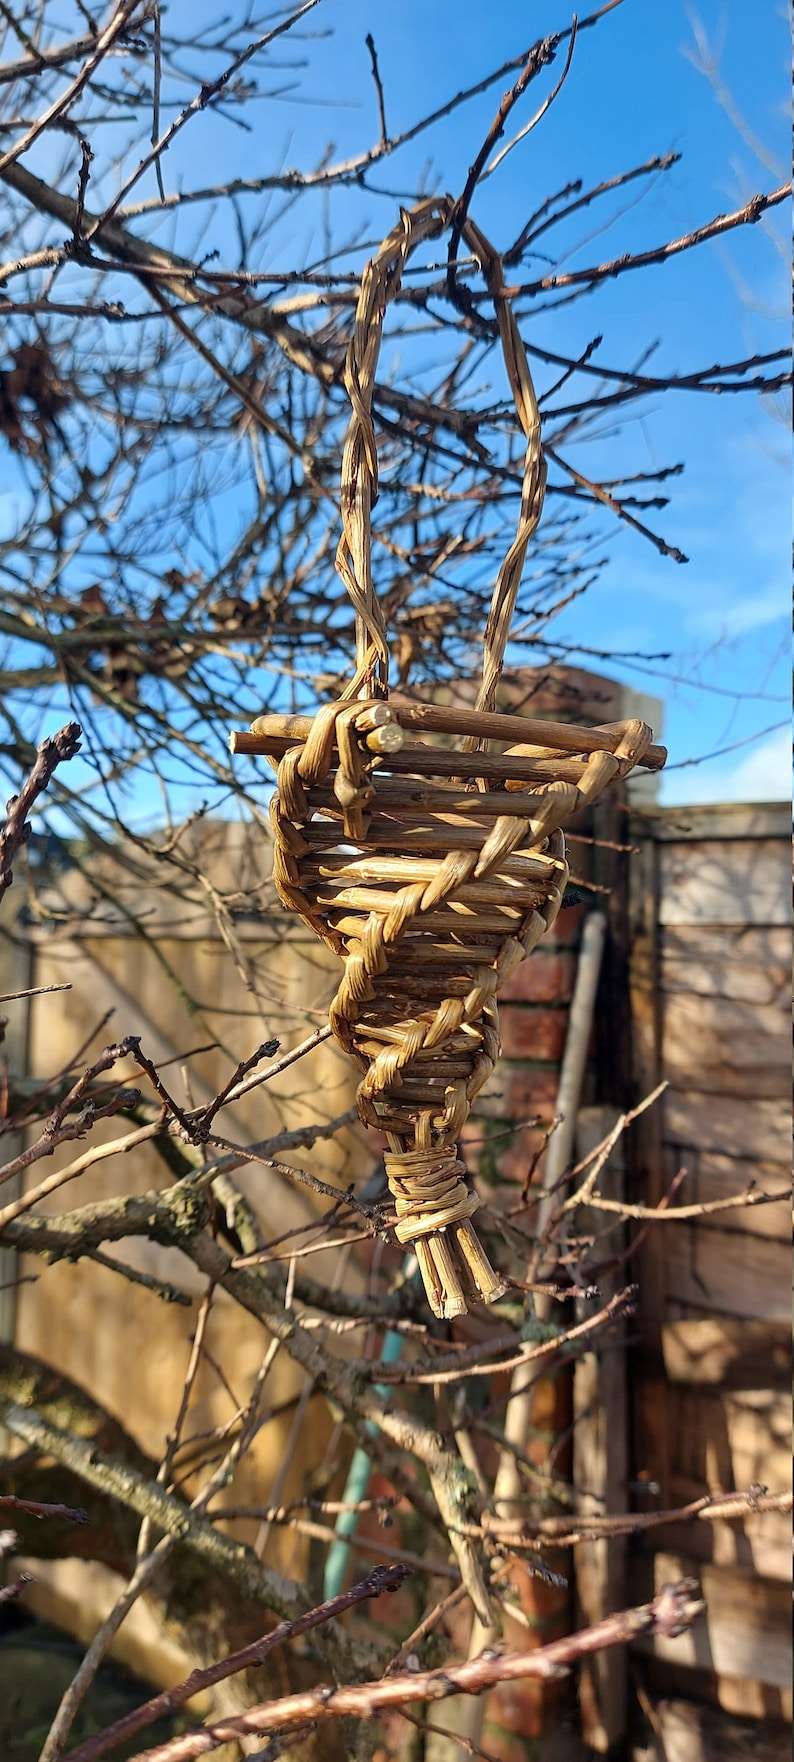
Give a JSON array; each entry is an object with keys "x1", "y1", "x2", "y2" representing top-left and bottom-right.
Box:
[
  {"x1": 233, "y1": 697, "x2": 662, "y2": 1318},
  {"x1": 230, "y1": 197, "x2": 666, "y2": 1317}
]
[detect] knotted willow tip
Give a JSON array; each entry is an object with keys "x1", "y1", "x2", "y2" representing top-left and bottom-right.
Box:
[{"x1": 231, "y1": 197, "x2": 666, "y2": 1320}]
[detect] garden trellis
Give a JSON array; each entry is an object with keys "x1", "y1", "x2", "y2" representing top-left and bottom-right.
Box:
[{"x1": 231, "y1": 196, "x2": 666, "y2": 1320}]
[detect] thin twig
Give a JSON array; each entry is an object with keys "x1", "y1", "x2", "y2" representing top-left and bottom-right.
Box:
[
  {"x1": 151, "y1": 0, "x2": 164, "y2": 202},
  {"x1": 0, "y1": 721, "x2": 81, "y2": 905},
  {"x1": 36, "y1": 1283, "x2": 218, "y2": 1762},
  {"x1": 86, "y1": 0, "x2": 325, "y2": 238},
  {"x1": 506, "y1": 150, "x2": 681, "y2": 261},
  {"x1": 447, "y1": 32, "x2": 561, "y2": 293},
  {"x1": 499, "y1": 182, "x2": 792, "y2": 300},
  {"x1": 125, "y1": 1037, "x2": 195, "y2": 1135},
  {"x1": 484, "y1": 17, "x2": 578, "y2": 178},
  {"x1": 546, "y1": 444, "x2": 687, "y2": 561},
  {"x1": 0, "y1": 1, "x2": 141, "y2": 178},
  {"x1": 579, "y1": 1184, "x2": 790, "y2": 1222},
  {"x1": 0, "y1": 1114, "x2": 163, "y2": 1225},
  {"x1": 39, "y1": 1536, "x2": 175, "y2": 1762},
  {"x1": 0, "y1": 982, "x2": 72, "y2": 1002},
  {"x1": 365, "y1": 32, "x2": 388, "y2": 147},
  {"x1": 384, "y1": 1581, "x2": 467, "y2": 1676},
  {"x1": 0, "y1": 1493, "x2": 87, "y2": 1522},
  {"x1": 84, "y1": 1246, "x2": 193, "y2": 1306},
  {"x1": 71, "y1": 134, "x2": 93, "y2": 247},
  {"x1": 0, "y1": 1570, "x2": 32, "y2": 1603},
  {"x1": 341, "y1": 1287, "x2": 636, "y2": 1385},
  {"x1": 191, "y1": 1036, "x2": 279, "y2": 1138},
  {"x1": 218, "y1": 1024, "x2": 332, "y2": 1106},
  {"x1": 522, "y1": 1485, "x2": 793, "y2": 1549}
]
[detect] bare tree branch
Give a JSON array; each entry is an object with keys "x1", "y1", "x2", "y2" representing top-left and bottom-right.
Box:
[
  {"x1": 0, "y1": 720, "x2": 81, "y2": 904},
  {"x1": 102, "y1": 1580, "x2": 706, "y2": 1758}
]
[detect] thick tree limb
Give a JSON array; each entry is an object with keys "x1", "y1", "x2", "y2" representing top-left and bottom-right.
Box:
[
  {"x1": 0, "y1": 1178, "x2": 496, "y2": 1620},
  {"x1": 0, "y1": 160, "x2": 332, "y2": 384},
  {"x1": 0, "y1": 1399, "x2": 374, "y2": 1681}
]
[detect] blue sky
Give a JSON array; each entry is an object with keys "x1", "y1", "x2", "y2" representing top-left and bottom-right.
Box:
[
  {"x1": 5, "y1": 0, "x2": 788, "y2": 817},
  {"x1": 207, "y1": 0, "x2": 787, "y2": 805}
]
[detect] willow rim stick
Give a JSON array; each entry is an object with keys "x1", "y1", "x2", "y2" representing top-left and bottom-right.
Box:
[{"x1": 233, "y1": 703, "x2": 666, "y2": 769}]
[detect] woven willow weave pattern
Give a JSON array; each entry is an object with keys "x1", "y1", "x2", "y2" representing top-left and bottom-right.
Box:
[{"x1": 232, "y1": 198, "x2": 666, "y2": 1319}]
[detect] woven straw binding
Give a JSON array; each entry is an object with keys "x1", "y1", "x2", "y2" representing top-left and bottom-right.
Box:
[{"x1": 233, "y1": 699, "x2": 659, "y2": 1319}]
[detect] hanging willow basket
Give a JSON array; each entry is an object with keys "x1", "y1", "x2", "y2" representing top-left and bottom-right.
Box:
[{"x1": 231, "y1": 196, "x2": 666, "y2": 1321}]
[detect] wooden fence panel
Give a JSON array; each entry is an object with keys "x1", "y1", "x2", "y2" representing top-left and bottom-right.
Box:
[
  {"x1": 658, "y1": 837, "x2": 789, "y2": 927},
  {"x1": 628, "y1": 802, "x2": 791, "y2": 1732},
  {"x1": 4, "y1": 826, "x2": 375, "y2": 1658}
]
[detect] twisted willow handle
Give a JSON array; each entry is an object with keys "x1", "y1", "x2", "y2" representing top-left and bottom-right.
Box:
[{"x1": 336, "y1": 195, "x2": 546, "y2": 710}]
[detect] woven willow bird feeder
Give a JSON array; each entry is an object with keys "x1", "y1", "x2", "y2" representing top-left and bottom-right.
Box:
[{"x1": 231, "y1": 196, "x2": 666, "y2": 1321}]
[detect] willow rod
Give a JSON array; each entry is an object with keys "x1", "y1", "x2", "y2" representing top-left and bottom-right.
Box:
[
  {"x1": 232, "y1": 733, "x2": 639, "y2": 790},
  {"x1": 238, "y1": 706, "x2": 666, "y2": 769}
]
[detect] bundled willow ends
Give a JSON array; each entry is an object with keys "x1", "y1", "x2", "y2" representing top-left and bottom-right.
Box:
[{"x1": 231, "y1": 197, "x2": 666, "y2": 1320}]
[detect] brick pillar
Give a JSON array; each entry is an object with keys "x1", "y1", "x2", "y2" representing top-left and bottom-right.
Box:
[
  {"x1": 363, "y1": 665, "x2": 660, "y2": 1754},
  {"x1": 452, "y1": 665, "x2": 640, "y2": 1753}
]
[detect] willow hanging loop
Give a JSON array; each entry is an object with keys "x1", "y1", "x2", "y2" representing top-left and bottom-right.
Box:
[{"x1": 231, "y1": 197, "x2": 666, "y2": 1320}]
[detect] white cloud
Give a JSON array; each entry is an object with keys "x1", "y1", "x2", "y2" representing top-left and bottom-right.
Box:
[
  {"x1": 686, "y1": 586, "x2": 786, "y2": 642},
  {"x1": 663, "y1": 724, "x2": 791, "y2": 806},
  {"x1": 729, "y1": 725, "x2": 791, "y2": 801}
]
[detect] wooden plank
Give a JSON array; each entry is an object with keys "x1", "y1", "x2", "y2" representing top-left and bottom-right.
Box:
[
  {"x1": 661, "y1": 1319, "x2": 791, "y2": 1388},
  {"x1": 13, "y1": 911, "x2": 370, "y2": 1611},
  {"x1": 664, "y1": 1089, "x2": 790, "y2": 1163},
  {"x1": 663, "y1": 1226, "x2": 791, "y2": 1324},
  {"x1": 662, "y1": 990, "x2": 789, "y2": 1098},
  {"x1": 663, "y1": 1063, "x2": 788, "y2": 1101},
  {"x1": 634, "y1": 1552, "x2": 791, "y2": 1690},
  {"x1": 661, "y1": 925, "x2": 789, "y2": 1006},
  {"x1": 573, "y1": 1108, "x2": 628, "y2": 1755},
  {"x1": 18, "y1": 1559, "x2": 212, "y2": 1710},
  {"x1": 658, "y1": 840, "x2": 788, "y2": 927},
  {"x1": 662, "y1": 1150, "x2": 790, "y2": 1240},
  {"x1": 628, "y1": 834, "x2": 668, "y2": 1350},
  {"x1": 630, "y1": 1696, "x2": 792, "y2": 1762},
  {"x1": 0, "y1": 902, "x2": 33, "y2": 1458},
  {"x1": 633, "y1": 1380, "x2": 791, "y2": 1581},
  {"x1": 641, "y1": 1504, "x2": 790, "y2": 1587},
  {"x1": 632, "y1": 1654, "x2": 792, "y2": 1723},
  {"x1": 635, "y1": 802, "x2": 790, "y2": 842},
  {"x1": 628, "y1": 810, "x2": 790, "y2": 1735}
]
